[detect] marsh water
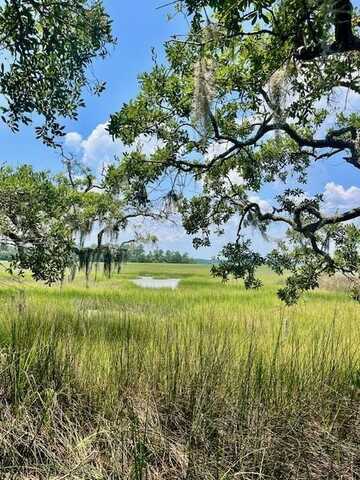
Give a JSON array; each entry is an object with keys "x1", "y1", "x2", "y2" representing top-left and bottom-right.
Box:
[{"x1": 132, "y1": 276, "x2": 180, "y2": 289}]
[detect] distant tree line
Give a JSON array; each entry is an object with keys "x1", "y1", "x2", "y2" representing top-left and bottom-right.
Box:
[
  {"x1": 126, "y1": 245, "x2": 195, "y2": 264},
  {"x1": 0, "y1": 243, "x2": 197, "y2": 271}
]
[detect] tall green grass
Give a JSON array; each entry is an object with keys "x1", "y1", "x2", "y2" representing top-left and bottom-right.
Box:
[{"x1": 0, "y1": 264, "x2": 359, "y2": 478}]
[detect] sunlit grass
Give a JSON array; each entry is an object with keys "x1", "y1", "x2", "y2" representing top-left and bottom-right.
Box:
[{"x1": 0, "y1": 263, "x2": 359, "y2": 478}]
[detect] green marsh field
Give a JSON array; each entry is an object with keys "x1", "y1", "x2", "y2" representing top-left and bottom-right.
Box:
[{"x1": 0, "y1": 263, "x2": 359, "y2": 479}]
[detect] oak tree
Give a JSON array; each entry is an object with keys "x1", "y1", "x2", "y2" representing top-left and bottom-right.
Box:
[
  {"x1": 109, "y1": 0, "x2": 360, "y2": 303},
  {"x1": 0, "y1": 161, "x2": 159, "y2": 283}
]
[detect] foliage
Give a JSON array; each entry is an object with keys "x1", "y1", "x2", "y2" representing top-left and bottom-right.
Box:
[
  {"x1": 0, "y1": 0, "x2": 114, "y2": 145},
  {"x1": 211, "y1": 240, "x2": 263, "y2": 289},
  {"x1": 0, "y1": 165, "x2": 75, "y2": 283},
  {"x1": 109, "y1": 0, "x2": 360, "y2": 303},
  {"x1": 0, "y1": 163, "x2": 157, "y2": 283}
]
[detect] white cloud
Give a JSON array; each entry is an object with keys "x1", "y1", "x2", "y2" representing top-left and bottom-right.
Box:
[
  {"x1": 227, "y1": 169, "x2": 245, "y2": 186},
  {"x1": 84, "y1": 123, "x2": 123, "y2": 164},
  {"x1": 248, "y1": 194, "x2": 272, "y2": 213},
  {"x1": 64, "y1": 131, "x2": 82, "y2": 150},
  {"x1": 134, "y1": 134, "x2": 163, "y2": 156},
  {"x1": 206, "y1": 140, "x2": 230, "y2": 161},
  {"x1": 121, "y1": 215, "x2": 187, "y2": 249},
  {"x1": 64, "y1": 124, "x2": 163, "y2": 166},
  {"x1": 323, "y1": 182, "x2": 360, "y2": 212},
  {"x1": 149, "y1": 222, "x2": 187, "y2": 243}
]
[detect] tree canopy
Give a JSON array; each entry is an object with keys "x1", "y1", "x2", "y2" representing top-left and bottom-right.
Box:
[
  {"x1": 0, "y1": 165, "x2": 75, "y2": 283},
  {"x1": 0, "y1": 162, "x2": 158, "y2": 283},
  {"x1": 0, "y1": 0, "x2": 113, "y2": 145},
  {"x1": 108, "y1": 0, "x2": 360, "y2": 303}
]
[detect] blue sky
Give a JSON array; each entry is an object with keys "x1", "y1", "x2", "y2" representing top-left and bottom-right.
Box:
[
  {"x1": 1, "y1": 1, "x2": 360, "y2": 258},
  {"x1": 1, "y1": 0, "x2": 187, "y2": 170}
]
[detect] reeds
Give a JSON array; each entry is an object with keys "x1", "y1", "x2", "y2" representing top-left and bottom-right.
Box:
[{"x1": 0, "y1": 264, "x2": 359, "y2": 478}]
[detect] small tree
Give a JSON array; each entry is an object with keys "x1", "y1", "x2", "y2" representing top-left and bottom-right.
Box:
[
  {"x1": 109, "y1": 0, "x2": 360, "y2": 303},
  {"x1": 0, "y1": 161, "x2": 161, "y2": 284},
  {"x1": 0, "y1": 165, "x2": 75, "y2": 283}
]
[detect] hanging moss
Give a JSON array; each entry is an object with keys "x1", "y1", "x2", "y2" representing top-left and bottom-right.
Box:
[
  {"x1": 78, "y1": 247, "x2": 94, "y2": 284},
  {"x1": 103, "y1": 246, "x2": 112, "y2": 279},
  {"x1": 114, "y1": 246, "x2": 127, "y2": 274},
  {"x1": 68, "y1": 252, "x2": 78, "y2": 282},
  {"x1": 74, "y1": 245, "x2": 128, "y2": 283}
]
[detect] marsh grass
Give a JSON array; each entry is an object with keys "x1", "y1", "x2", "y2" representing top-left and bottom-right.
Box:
[{"x1": 0, "y1": 264, "x2": 359, "y2": 478}]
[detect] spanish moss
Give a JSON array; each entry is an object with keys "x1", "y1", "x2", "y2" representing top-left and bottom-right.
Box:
[{"x1": 75, "y1": 245, "x2": 128, "y2": 283}]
